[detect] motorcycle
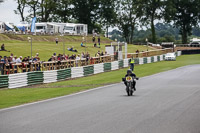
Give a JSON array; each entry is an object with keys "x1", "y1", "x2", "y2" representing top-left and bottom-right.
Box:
[{"x1": 122, "y1": 76, "x2": 139, "y2": 96}]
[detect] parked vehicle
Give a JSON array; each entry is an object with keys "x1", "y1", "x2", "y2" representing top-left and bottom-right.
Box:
[
  {"x1": 165, "y1": 52, "x2": 176, "y2": 61},
  {"x1": 0, "y1": 21, "x2": 5, "y2": 33},
  {"x1": 63, "y1": 23, "x2": 88, "y2": 35}
]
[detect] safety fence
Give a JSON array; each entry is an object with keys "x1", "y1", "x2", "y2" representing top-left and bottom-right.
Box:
[
  {"x1": 1, "y1": 55, "x2": 114, "y2": 75},
  {"x1": 0, "y1": 51, "x2": 182, "y2": 89},
  {"x1": 127, "y1": 48, "x2": 173, "y2": 58}
]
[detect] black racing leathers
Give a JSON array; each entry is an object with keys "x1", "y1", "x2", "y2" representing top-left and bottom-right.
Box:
[{"x1": 124, "y1": 73, "x2": 136, "y2": 90}]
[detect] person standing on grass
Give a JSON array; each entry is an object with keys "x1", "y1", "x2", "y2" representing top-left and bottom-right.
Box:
[
  {"x1": 98, "y1": 36, "x2": 100, "y2": 48},
  {"x1": 55, "y1": 37, "x2": 58, "y2": 45},
  {"x1": 130, "y1": 56, "x2": 135, "y2": 71}
]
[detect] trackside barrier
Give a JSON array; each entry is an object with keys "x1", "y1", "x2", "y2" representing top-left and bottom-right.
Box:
[
  {"x1": 43, "y1": 70, "x2": 57, "y2": 83},
  {"x1": 71, "y1": 67, "x2": 84, "y2": 78},
  {"x1": 28, "y1": 72, "x2": 44, "y2": 86},
  {"x1": 160, "y1": 55, "x2": 164, "y2": 61},
  {"x1": 134, "y1": 58, "x2": 139, "y2": 65},
  {"x1": 151, "y1": 56, "x2": 154, "y2": 63},
  {"x1": 0, "y1": 75, "x2": 8, "y2": 88},
  {"x1": 94, "y1": 63, "x2": 104, "y2": 74},
  {"x1": 157, "y1": 56, "x2": 160, "y2": 61},
  {"x1": 104, "y1": 63, "x2": 111, "y2": 72},
  {"x1": 8, "y1": 73, "x2": 28, "y2": 89},
  {"x1": 0, "y1": 52, "x2": 182, "y2": 89},
  {"x1": 139, "y1": 58, "x2": 144, "y2": 65},
  {"x1": 147, "y1": 57, "x2": 151, "y2": 64},
  {"x1": 143, "y1": 57, "x2": 147, "y2": 64},
  {"x1": 111, "y1": 61, "x2": 119, "y2": 70},
  {"x1": 118, "y1": 60, "x2": 124, "y2": 68},
  {"x1": 57, "y1": 68, "x2": 71, "y2": 81},
  {"x1": 83, "y1": 65, "x2": 94, "y2": 76},
  {"x1": 154, "y1": 56, "x2": 158, "y2": 62},
  {"x1": 123, "y1": 59, "x2": 129, "y2": 67}
]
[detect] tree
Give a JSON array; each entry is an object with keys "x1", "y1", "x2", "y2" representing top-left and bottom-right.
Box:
[
  {"x1": 0, "y1": 0, "x2": 4, "y2": 3},
  {"x1": 26, "y1": 0, "x2": 39, "y2": 18},
  {"x1": 117, "y1": 0, "x2": 143, "y2": 43},
  {"x1": 164, "y1": 0, "x2": 200, "y2": 44},
  {"x1": 54, "y1": 0, "x2": 72, "y2": 22},
  {"x1": 14, "y1": 0, "x2": 26, "y2": 21},
  {"x1": 71, "y1": 0, "x2": 101, "y2": 33},
  {"x1": 142, "y1": 0, "x2": 163, "y2": 43},
  {"x1": 99, "y1": 0, "x2": 117, "y2": 37}
]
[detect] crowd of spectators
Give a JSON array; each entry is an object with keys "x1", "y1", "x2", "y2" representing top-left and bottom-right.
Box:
[{"x1": 0, "y1": 53, "x2": 40, "y2": 64}]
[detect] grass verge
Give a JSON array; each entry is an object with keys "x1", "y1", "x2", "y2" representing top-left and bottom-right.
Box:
[{"x1": 0, "y1": 54, "x2": 200, "y2": 109}]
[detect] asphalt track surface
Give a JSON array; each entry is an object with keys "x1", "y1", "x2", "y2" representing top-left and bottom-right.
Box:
[{"x1": 0, "y1": 64, "x2": 200, "y2": 133}]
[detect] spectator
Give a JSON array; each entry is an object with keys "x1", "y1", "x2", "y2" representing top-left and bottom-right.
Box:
[
  {"x1": 100, "y1": 51, "x2": 104, "y2": 56},
  {"x1": 81, "y1": 42, "x2": 85, "y2": 47},
  {"x1": 75, "y1": 54, "x2": 80, "y2": 67},
  {"x1": 22, "y1": 57, "x2": 29, "y2": 62},
  {"x1": 16, "y1": 56, "x2": 22, "y2": 63},
  {"x1": 10, "y1": 53, "x2": 14, "y2": 58},
  {"x1": 48, "y1": 56, "x2": 53, "y2": 61},
  {"x1": 1, "y1": 44, "x2": 5, "y2": 51},
  {"x1": 92, "y1": 36, "x2": 95, "y2": 43},
  {"x1": 81, "y1": 52, "x2": 85, "y2": 58},
  {"x1": 55, "y1": 37, "x2": 58, "y2": 45},
  {"x1": 105, "y1": 51, "x2": 108, "y2": 55},
  {"x1": 98, "y1": 36, "x2": 101, "y2": 48},
  {"x1": 12, "y1": 56, "x2": 17, "y2": 63},
  {"x1": 35, "y1": 53, "x2": 40, "y2": 60}
]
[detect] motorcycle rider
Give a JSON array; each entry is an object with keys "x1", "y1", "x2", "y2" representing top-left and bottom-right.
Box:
[{"x1": 123, "y1": 69, "x2": 137, "y2": 91}]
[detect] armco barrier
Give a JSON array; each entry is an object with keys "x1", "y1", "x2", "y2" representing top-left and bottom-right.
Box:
[
  {"x1": 71, "y1": 67, "x2": 84, "y2": 78},
  {"x1": 94, "y1": 63, "x2": 104, "y2": 74},
  {"x1": 160, "y1": 55, "x2": 164, "y2": 61},
  {"x1": 118, "y1": 60, "x2": 123, "y2": 68},
  {"x1": 0, "y1": 75, "x2": 8, "y2": 88},
  {"x1": 134, "y1": 58, "x2": 139, "y2": 65},
  {"x1": 123, "y1": 59, "x2": 129, "y2": 67},
  {"x1": 83, "y1": 65, "x2": 94, "y2": 76},
  {"x1": 157, "y1": 56, "x2": 160, "y2": 62},
  {"x1": 57, "y1": 68, "x2": 71, "y2": 81},
  {"x1": 143, "y1": 57, "x2": 147, "y2": 64},
  {"x1": 28, "y1": 72, "x2": 44, "y2": 85},
  {"x1": 104, "y1": 63, "x2": 111, "y2": 72},
  {"x1": 151, "y1": 56, "x2": 154, "y2": 63},
  {"x1": 111, "y1": 61, "x2": 119, "y2": 70},
  {"x1": 139, "y1": 58, "x2": 144, "y2": 65},
  {"x1": 43, "y1": 70, "x2": 57, "y2": 83},
  {"x1": 8, "y1": 73, "x2": 28, "y2": 89},
  {"x1": 0, "y1": 52, "x2": 182, "y2": 89},
  {"x1": 147, "y1": 57, "x2": 151, "y2": 64},
  {"x1": 154, "y1": 56, "x2": 158, "y2": 62}
]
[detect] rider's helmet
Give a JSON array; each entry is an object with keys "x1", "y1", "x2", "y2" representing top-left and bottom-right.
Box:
[{"x1": 127, "y1": 69, "x2": 132, "y2": 75}]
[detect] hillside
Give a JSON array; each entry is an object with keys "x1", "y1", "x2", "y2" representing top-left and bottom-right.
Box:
[
  {"x1": 0, "y1": 34, "x2": 155, "y2": 61},
  {"x1": 0, "y1": 34, "x2": 112, "y2": 43}
]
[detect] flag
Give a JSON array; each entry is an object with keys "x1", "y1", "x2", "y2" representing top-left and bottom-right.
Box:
[{"x1": 31, "y1": 17, "x2": 37, "y2": 33}]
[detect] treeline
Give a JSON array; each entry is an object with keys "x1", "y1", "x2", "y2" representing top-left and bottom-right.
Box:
[
  {"x1": 12, "y1": 0, "x2": 200, "y2": 44},
  {"x1": 110, "y1": 23, "x2": 200, "y2": 44}
]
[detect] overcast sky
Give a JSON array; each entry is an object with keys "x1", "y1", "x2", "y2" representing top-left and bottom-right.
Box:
[{"x1": 0, "y1": 0, "x2": 23, "y2": 24}]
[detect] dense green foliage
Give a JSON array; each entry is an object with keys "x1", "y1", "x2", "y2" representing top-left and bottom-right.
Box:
[{"x1": 13, "y1": 0, "x2": 200, "y2": 44}]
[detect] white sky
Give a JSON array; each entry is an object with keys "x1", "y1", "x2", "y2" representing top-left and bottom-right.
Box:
[{"x1": 0, "y1": 0, "x2": 22, "y2": 24}]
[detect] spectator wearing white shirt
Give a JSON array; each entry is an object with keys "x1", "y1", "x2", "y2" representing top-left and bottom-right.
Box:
[
  {"x1": 12, "y1": 56, "x2": 17, "y2": 63},
  {"x1": 16, "y1": 56, "x2": 22, "y2": 63}
]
